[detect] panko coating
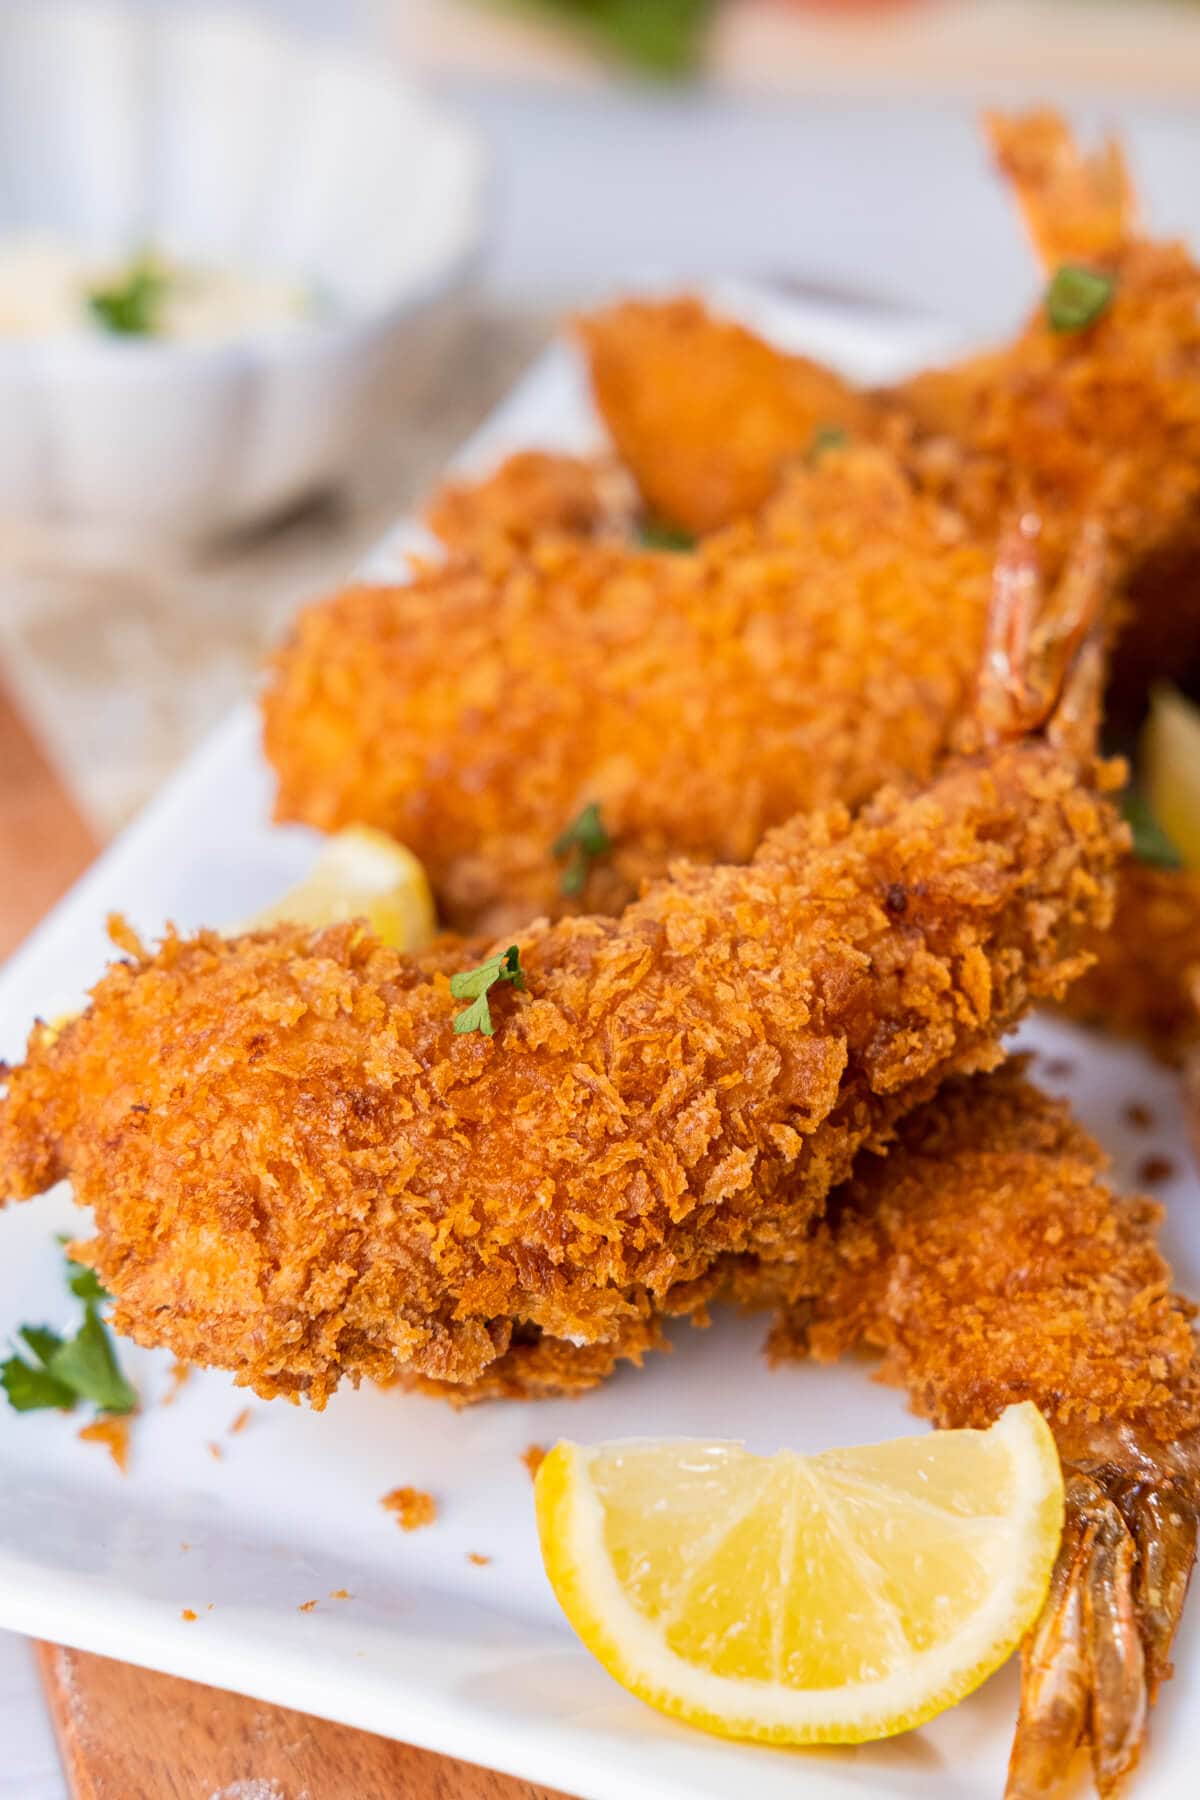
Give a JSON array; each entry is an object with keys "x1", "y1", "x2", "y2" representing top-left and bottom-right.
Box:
[
  {"x1": 264, "y1": 448, "x2": 993, "y2": 935},
  {"x1": 0, "y1": 725, "x2": 1123, "y2": 1407}
]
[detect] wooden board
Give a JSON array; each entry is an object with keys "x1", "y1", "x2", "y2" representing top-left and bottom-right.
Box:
[
  {"x1": 37, "y1": 1644, "x2": 573, "y2": 1800},
  {"x1": 0, "y1": 673, "x2": 96, "y2": 959},
  {"x1": 0, "y1": 675, "x2": 573, "y2": 1799}
]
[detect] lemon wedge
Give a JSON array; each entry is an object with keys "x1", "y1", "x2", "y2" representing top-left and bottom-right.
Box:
[
  {"x1": 535, "y1": 1403, "x2": 1062, "y2": 1746},
  {"x1": 246, "y1": 827, "x2": 436, "y2": 951},
  {"x1": 1144, "y1": 684, "x2": 1200, "y2": 869}
]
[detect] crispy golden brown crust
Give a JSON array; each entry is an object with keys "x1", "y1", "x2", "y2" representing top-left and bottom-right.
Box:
[
  {"x1": 768, "y1": 1064, "x2": 1200, "y2": 1455},
  {"x1": 1059, "y1": 860, "x2": 1200, "y2": 1065},
  {"x1": 266, "y1": 123, "x2": 1200, "y2": 954},
  {"x1": 264, "y1": 449, "x2": 991, "y2": 935},
  {"x1": 576, "y1": 296, "x2": 874, "y2": 535},
  {"x1": 0, "y1": 738, "x2": 1122, "y2": 1407},
  {"x1": 574, "y1": 117, "x2": 1200, "y2": 720},
  {"x1": 425, "y1": 452, "x2": 637, "y2": 557}
]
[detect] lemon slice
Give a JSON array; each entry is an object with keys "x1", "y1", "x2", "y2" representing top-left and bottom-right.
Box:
[
  {"x1": 1144, "y1": 684, "x2": 1200, "y2": 869},
  {"x1": 535, "y1": 1403, "x2": 1062, "y2": 1745},
  {"x1": 246, "y1": 827, "x2": 436, "y2": 951}
]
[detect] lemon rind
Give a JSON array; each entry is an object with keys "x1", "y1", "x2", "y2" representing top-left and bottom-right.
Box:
[{"x1": 536, "y1": 1403, "x2": 1063, "y2": 1746}]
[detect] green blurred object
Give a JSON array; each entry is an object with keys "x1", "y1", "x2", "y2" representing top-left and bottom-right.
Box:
[
  {"x1": 639, "y1": 517, "x2": 697, "y2": 550},
  {"x1": 500, "y1": 0, "x2": 717, "y2": 76},
  {"x1": 87, "y1": 253, "x2": 169, "y2": 337},
  {"x1": 1121, "y1": 785, "x2": 1183, "y2": 871},
  {"x1": 808, "y1": 424, "x2": 850, "y2": 462},
  {"x1": 1045, "y1": 264, "x2": 1114, "y2": 334}
]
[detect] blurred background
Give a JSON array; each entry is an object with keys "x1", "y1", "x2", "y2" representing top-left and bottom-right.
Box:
[{"x1": 3, "y1": 0, "x2": 1200, "y2": 902}]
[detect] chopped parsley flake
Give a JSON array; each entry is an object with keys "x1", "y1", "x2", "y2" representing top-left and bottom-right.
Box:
[
  {"x1": 639, "y1": 517, "x2": 696, "y2": 552},
  {"x1": 1046, "y1": 265, "x2": 1114, "y2": 333},
  {"x1": 553, "y1": 802, "x2": 613, "y2": 898},
  {"x1": 450, "y1": 945, "x2": 526, "y2": 1037},
  {"x1": 1121, "y1": 787, "x2": 1182, "y2": 870},
  {"x1": 87, "y1": 255, "x2": 169, "y2": 337},
  {"x1": 808, "y1": 424, "x2": 849, "y2": 462}
]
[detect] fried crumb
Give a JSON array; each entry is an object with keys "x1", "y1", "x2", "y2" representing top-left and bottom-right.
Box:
[
  {"x1": 207, "y1": 1441, "x2": 223, "y2": 1462},
  {"x1": 381, "y1": 1486, "x2": 437, "y2": 1532},
  {"x1": 521, "y1": 1444, "x2": 547, "y2": 1481},
  {"x1": 329, "y1": 1588, "x2": 352, "y2": 1601},
  {"x1": 207, "y1": 1603, "x2": 214, "y2": 1611},
  {"x1": 1123, "y1": 1101, "x2": 1156, "y2": 1131},
  {"x1": 181, "y1": 1609, "x2": 197, "y2": 1623},
  {"x1": 179, "y1": 1542, "x2": 191, "y2": 1553},
  {"x1": 78, "y1": 1416, "x2": 131, "y2": 1474},
  {"x1": 297, "y1": 1599, "x2": 318, "y2": 1613},
  {"x1": 467, "y1": 1552, "x2": 492, "y2": 1567},
  {"x1": 1042, "y1": 1057, "x2": 1077, "y2": 1080},
  {"x1": 228, "y1": 1406, "x2": 252, "y2": 1436},
  {"x1": 1138, "y1": 1154, "x2": 1177, "y2": 1187},
  {"x1": 161, "y1": 1360, "x2": 191, "y2": 1406}
]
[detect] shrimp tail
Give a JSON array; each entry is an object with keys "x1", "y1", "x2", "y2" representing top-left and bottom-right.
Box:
[
  {"x1": 985, "y1": 109, "x2": 1135, "y2": 271},
  {"x1": 1007, "y1": 1448, "x2": 1199, "y2": 1798},
  {"x1": 965, "y1": 513, "x2": 1113, "y2": 759}
]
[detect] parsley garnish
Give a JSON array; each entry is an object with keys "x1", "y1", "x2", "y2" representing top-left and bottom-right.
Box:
[
  {"x1": 67, "y1": 1263, "x2": 109, "y2": 1302},
  {"x1": 639, "y1": 517, "x2": 696, "y2": 552},
  {"x1": 2, "y1": 1245, "x2": 137, "y2": 1418},
  {"x1": 1121, "y1": 787, "x2": 1182, "y2": 870},
  {"x1": 553, "y1": 802, "x2": 612, "y2": 897},
  {"x1": 450, "y1": 945, "x2": 525, "y2": 1037},
  {"x1": 87, "y1": 255, "x2": 169, "y2": 337},
  {"x1": 1, "y1": 1326, "x2": 75, "y2": 1413},
  {"x1": 46, "y1": 1304, "x2": 137, "y2": 1414},
  {"x1": 1046, "y1": 265, "x2": 1114, "y2": 334},
  {"x1": 1, "y1": 1354, "x2": 76, "y2": 1414},
  {"x1": 808, "y1": 424, "x2": 849, "y2": 462}
]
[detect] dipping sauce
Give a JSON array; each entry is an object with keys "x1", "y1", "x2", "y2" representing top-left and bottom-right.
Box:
[{"x1": 0, "y1": 235, "x2": 315, "y2": 343}]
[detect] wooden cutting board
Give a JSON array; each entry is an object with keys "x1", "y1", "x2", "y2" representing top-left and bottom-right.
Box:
[
  {"x1": 0, "y1": 672, "x2": 572, "y2": 1800},
  {"x1": 37, "y1": 1644, "x2": 572, "y2": 1800}
]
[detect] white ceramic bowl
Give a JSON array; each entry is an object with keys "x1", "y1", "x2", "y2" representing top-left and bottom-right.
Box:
[{"x1": 0, "y1": 3, "x2": 488, "y2": 537}]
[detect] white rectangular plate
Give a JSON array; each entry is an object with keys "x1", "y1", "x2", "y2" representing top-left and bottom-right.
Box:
[{"x1": 0, "y1": 289, "x2": 1195, "y2": 1800}]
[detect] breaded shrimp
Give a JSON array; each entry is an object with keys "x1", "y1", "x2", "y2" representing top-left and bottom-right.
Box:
[
  {"x1": 0, "y1": 707, "x2": 1124, "y2": 1407},
  {"x1": 265, "y1": 447, "x2": 993, "y2": 934},
  {"x1": 576, "y1": 295, "x2": 873, "y2": 535},
  {"x1": 766, "y1": 1064, "x2": 1200, "y2": 1800},
  {"x1": 574, "y1": 115, "x2": 1200, "y2": 718}
]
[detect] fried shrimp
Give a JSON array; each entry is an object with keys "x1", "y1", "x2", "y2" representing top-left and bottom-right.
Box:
[
  {"x1": 766, "y1": 1065, "x2": 1199, "y2": 1800},
  {"x1": 572, "y1": 114, "x2": 1200, "y2": 720},
  {"x1": 575, "y1": 295, "x2": 873, "y2": 536},
  {"x1": 0, "y1": 687, "x2": 1123, "y2": 1406},
  {"x1": 265, "y1": 447, "x2": 993, "y2": 934}
]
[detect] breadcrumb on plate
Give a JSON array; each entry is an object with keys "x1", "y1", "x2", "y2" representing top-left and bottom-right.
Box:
[
  {"x1": 77, "y1": 1415, "x2": 130, "y2": 1473},
  {"x1": 381, "y1": 1486, "x2": 437, "y2": 1532},
  {"x1": 521, "y1": 1445, "x2": 547, "y2": 1481}
]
